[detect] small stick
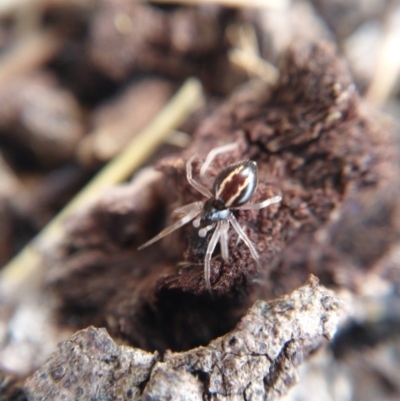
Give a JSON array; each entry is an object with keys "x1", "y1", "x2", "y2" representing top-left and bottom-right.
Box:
[
  {"x1": 229, "y1": 48, "x2": 279, "y2": 84},
  {"x1": 0, "y1": 78, "x2": 204, "y2": 292},
  {"x1": 227, "y1": 23, "x2": 279, "y2": 85}
]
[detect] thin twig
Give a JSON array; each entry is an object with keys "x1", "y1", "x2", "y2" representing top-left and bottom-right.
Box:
[
  {"x1": 0, "y1": 78, "x2": 204, "y2": 291},
  {"x1": 227, "y1": 23, "x2": 279, "y2": 84},
  {"x1": 229, "y1": 48, "x2": 279, "y2": 84}
]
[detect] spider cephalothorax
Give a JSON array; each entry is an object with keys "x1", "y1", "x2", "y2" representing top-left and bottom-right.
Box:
[{"x1": 139, "y1": 143, "x2": 281, "y2": 291}]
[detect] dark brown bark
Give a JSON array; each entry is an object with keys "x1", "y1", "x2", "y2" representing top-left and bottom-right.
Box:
[
  {"x1": 25, "y1": 276, "x2": 344, "y2": 400},
  {"x1": 45, "y1": 41, "x2": 399, "y2": 356}
]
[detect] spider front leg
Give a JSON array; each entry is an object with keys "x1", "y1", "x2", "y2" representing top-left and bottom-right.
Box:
[
  {"x1": 138, "y1": 201, "x2": 203, "y2": 250},
  {"x1": 171, "y1": 201, "x2": 204, "y2": 217},
  {"x1": 186, "y1": 156, "x2": 212, "y2": 198}
]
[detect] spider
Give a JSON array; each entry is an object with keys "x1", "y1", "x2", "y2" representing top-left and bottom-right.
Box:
[{"x1": 138, "y1": 143, "x2": 282, "y2": 292}]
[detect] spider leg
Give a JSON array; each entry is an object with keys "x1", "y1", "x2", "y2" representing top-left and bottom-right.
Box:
[
  {"x1": 204, "y1": 221, "x2": 221, "y2": 292},
  {"x1": 220, "y1": 219, "x2": 230, "y2": 262},
  {"x1": 138, "y1": 202, "x2": 203, "y2": 250},
  {"x1": 171, "y1": 201, "x2": 204, "y2": 216},
  {"x1": 232, "y1": 195, "x2": 281, "y2": 245},
  {"x1": 233, "y1": 195, "x2": 282, "y2": 210},
  {"x1": 229, "y1": 213, "x2": 261, "y2": 268},
  {"x1": 200, "y1": 143, "x2": 239, "y2": 178},
  {"x1": 186, "y1": 156, "x2": 212, "y2": 198},
  {"x1": 235, "y1": 236, "x2": 241, "y2": 246}
]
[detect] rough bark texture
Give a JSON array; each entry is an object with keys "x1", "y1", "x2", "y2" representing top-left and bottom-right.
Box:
[
  {"x1": 24, "y1": 276, "x2": 344, "y2": 401},
  {"x1": 2, "y1": 1, "x2": 400, "y2": 400},
  {"x1": 45, "y1": 40, "x2": 400, "y2": 354}
]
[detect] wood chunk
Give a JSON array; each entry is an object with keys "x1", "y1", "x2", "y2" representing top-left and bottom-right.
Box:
[
  {"x1": 25, "y1": 276, "x2": 344, "y2": 401},
  {"x1": 24, "y1": 326, "x2": 158, "y2": 401},
  {"x1": 46, "y1": 41, "x2": 400, "y2": 352}
]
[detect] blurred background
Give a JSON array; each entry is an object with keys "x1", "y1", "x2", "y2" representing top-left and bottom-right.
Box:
[{"x1": 0, "y1": 0, "x2": 400, "y2": 400}]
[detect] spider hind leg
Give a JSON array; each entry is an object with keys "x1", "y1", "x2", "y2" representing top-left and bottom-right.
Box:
[
  {"x1": 219, "y1": 219, "x2": 230, "y2": 263},
  {"x1": 204, "y1": 222, "x2": 222, "y2": 292},
  {"x1": 229, "y1": 213, "x2": 261, "y2": 268}
]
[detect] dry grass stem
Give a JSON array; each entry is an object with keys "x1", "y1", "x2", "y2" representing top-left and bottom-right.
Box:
[
  {"x1": 0, "y1": 78, "x2": 204, "y2": 292},
  {"x1": 229, "y1": 48, "x2": 279, "y2": 84},
  {"x1": 227, "y1": 23, "x2": 279, "y2": 84},
  {"x1": 227, "y1": 24, "x2": 260, "y2": 56}
]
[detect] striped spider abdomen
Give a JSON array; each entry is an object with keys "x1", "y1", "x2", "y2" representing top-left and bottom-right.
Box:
[{"x1": 213, "y1": 160, "x2": 258, "y2": 209}]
